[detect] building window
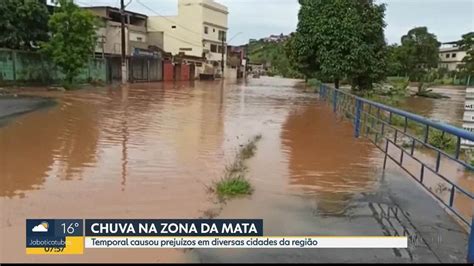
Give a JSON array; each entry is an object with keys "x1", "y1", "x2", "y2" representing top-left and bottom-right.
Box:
[
  {"x1": 446, "y1": 54, "x2": 450, "y2": 58},
  {"x1": 218, "y1": 30, "x2": 226, "y2": 41},
  {"x1": 210, "y1": 44, "x2": 217, "y2": 53},
  {"x1": 452, "y1": 53, "x2": 457, "y2": 58},
  {"x1": 218, "y1": 45, "x2": 226, "y2": 53},
  {"x1": 213, "y1": 28, "x2": 216, "y2": 33},
  {"x1": 171, "y1": 25, "x2": 176, "y2": 29},
  {"x1": 204, "y1": 26, "x2": 208, "y2": 34}
]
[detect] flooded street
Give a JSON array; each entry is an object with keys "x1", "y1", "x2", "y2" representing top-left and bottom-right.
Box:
[{"x1": 0, "y1": 78, "x2": 471, "y2": 263}]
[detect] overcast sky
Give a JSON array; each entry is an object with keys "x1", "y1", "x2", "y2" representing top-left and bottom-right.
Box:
[{"x1": 75, "y1": 0, "x2": 474, "y2": 45}]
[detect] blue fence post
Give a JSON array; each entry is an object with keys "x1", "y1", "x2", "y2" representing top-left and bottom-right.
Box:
[
  {"x1": 333, "y1": 90, "x2": 338, "y2": 113},
  {"x1": 469, "y1": 218, "x2": 474, "y2": 263},
  {"x1": 354, "y1": 99, "x2": 362, "y2": 138}
]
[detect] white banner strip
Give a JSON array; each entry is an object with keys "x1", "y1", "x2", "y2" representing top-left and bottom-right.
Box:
[{"x1": 85, "y1": 236, "x2": 408, "y2": 249}]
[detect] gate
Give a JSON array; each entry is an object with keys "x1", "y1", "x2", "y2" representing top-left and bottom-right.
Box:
[{"x1": 129, "y1": 57, "x2": 162, "y2": 82}]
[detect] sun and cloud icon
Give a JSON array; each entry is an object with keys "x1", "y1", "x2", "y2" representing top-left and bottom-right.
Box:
[{"x1": 32, "y1": 221, "x2": 49, "y2": 233}]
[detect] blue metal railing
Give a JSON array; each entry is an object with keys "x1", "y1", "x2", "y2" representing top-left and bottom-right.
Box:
[{"x1": 319, "y1": 85, "x2": 474, "y2": 262}]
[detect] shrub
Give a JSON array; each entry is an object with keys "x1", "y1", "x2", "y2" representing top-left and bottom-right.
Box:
[{"x1": 428, "y1": 130, "x2": 456, "y2": 153}]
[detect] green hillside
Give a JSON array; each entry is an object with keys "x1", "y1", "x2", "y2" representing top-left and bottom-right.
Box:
[{"x1": 247, "y1": 40, "x2": 302, "y2": 78}]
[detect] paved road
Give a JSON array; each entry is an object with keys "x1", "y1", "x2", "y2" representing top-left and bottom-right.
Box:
[{"x1": 193, "y1": 169, "x2": 469, "y2": 263}]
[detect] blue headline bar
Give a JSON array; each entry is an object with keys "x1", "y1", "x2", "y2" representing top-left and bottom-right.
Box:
[{"x1": 85, "y1": 219, "x2": 264, "y2": 236}]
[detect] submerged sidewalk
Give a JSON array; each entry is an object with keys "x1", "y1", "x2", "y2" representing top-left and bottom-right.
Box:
[
  {"x1": 0, "y1": 96, "x2": 55, "y2": 126},
  {"x1": 194, "y1": 168, "x2": 469, "y2": 263}
]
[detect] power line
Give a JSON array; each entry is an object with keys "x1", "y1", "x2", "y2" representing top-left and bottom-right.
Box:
[
  {"x1": 135, "y1": 0, "x2": 203, "y2": 37},
  {"x1": 147, "y1": 23, "x2": 204, "y2": 48},
  {"x1": 75, "y1": 0, "x2": 207, "y2": 51},
  {"x1": 135, "y1": 0, "x2": 206, "y2": 49},
  {"x1": 75, "y1": 0, "x2": 206, "y2": 48}
]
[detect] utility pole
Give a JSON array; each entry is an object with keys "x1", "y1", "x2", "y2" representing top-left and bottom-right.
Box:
[
  {"x1": 221, "y1": 33, "x2": 225, "y2": 77},
  {"x1": 120, "y1": 0, "x2": 127, "y2": 84}
]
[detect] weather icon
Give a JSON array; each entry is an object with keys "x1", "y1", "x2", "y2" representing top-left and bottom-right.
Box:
[{"x1": 32, "y1": 221, "x2": 49, "y2": 233}]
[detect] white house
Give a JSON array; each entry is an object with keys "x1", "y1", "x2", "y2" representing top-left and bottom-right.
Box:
[
  {"x1": 148, "y1": 0, "x2": 228, "y2": 74},
  {"x1": 439, "y1": 41, "x2": 467, "y2": 71}
]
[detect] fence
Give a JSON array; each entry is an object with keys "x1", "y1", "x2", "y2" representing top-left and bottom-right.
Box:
[
  {"x1": 0, "y1": 48, "x2": 107, "y2": 85},
  {"x1": 318, "y1": 85, "x2": 474, "y2": 261}
]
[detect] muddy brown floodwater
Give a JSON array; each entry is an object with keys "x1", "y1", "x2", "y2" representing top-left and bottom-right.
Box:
[
  {"x1": 398, "y1": 86, "x2": 473, "y2": 223},
  {"x1": 0, "y1": 78, "x2": 471, "y2": 263},
  {"x1": 401, "y1": 86, "x2": 466, "y2": 126}
]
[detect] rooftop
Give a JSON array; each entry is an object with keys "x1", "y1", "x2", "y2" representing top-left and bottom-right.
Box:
[
  {"x1": 200, "y1": 0, "x2": 228, "y2": 14},
  {"x1": 83, "y1": 6, "x2": 148, "y2": 19}
]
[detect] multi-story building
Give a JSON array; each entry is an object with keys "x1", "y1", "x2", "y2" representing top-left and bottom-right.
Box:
[
  {"x1": 148, "y1": 0, "x2": 228, "y2": 74},
  {"x1": 439, "y1": 41, "x2": 467, "y2": 71},
  {"x1": 84, "y1": 6, "x2": 164, "y2": 56},
  {"x1": 83, "y1": 6, "x2": 165, "y2": 82}
]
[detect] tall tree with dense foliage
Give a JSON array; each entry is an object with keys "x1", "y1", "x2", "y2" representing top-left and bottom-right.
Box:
[
  {"x1": 398, "y1": 27, "x2": 440, "y2": 83},
  {"x1": 0, "y1": 0, "x2": 49, "y2": 50},
  {"x1": 43, "y1": 0, "x2": 97, "y2": 85},
  {"x1": 290, "y1": 0, "x2": 328, "y2": 83},
  {"x1": 458, "y1": 32, "x2": 474, "y2": 82},
  {"x1": 285, "y1": 32, "x2": 319, "y2": 81},
  {"x1": 386, "y1": 44, "x2": 406, "y2": 77},
  {"x1": 291, "y1": 0, "x2": 387, "y2": 90}
]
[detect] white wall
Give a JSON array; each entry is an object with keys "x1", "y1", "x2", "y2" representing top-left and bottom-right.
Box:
[
  {"x1": 148, "y1": 15, "x2": 203, "y2": 57},
  {"x1": 148, "y1": 0, "x2": 228, "y2": 63},
  {"x1": 439, "y1": 49, "x2": 467, "y2": 71}
]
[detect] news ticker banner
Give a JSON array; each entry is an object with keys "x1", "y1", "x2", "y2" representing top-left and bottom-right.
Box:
[{"x1": 26, "y1": 219, "x2": 407, "y2": 255}]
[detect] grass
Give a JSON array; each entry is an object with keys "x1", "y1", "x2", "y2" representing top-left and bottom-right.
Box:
[
  {"x1": 381, "y1": 113, "x2": 457, "y2": 154},
  {"x1": 215, "y1": 175, "x2": 253, "y2": 198},
  {"x1": 428, "y1": 129, "x2": 456, "y2": 154},
  {"x1": 212, "y1": 134, "x2": 262, "y2": 199}
]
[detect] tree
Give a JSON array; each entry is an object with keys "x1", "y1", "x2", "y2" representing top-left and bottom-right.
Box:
[
  {"x1": 386, "y1": 44, "x2": 405, "y2": 76},
  {"x1": 0, "y1": 0, "x2": 49, "y2": 50},
  {"x1": 458, "y1": 32, "x2": 474, "y2": 83},
  {"x1": 289, "y1": 0, "x2": 331, "y2": 84},
  {"x1": 398, "y1": 27, "x2": 440, "y2": 84},
  {"x1": 290, "y1": 0, "x2": 387, "y2": 91},
  {"x1": 42, "y1": 0, "x2": 97, "y2": 85},
  {"x1": 285, "y1": 32, "x2": 320, "y2": 81}
]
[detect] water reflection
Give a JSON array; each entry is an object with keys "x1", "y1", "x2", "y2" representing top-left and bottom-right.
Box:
[
  {"x1": 0, "y1": 81, "x2": 229, "y2": 262},
  {"x1": 0, "y1": 96, "x2": 100, "y2": 197},
  {"x1": 281, "y1": 104, "x2": 382, "y2": 215}
]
